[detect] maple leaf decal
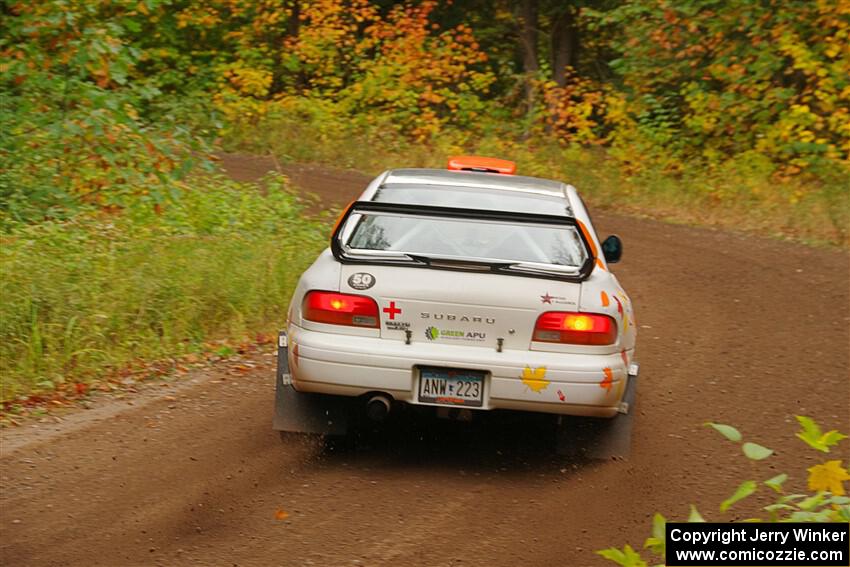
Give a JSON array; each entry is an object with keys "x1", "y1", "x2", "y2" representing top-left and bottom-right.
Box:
[
  {"x1": 600, "y1": 367, "x2": 614, "y2": 391},
  {"x1": 521, "y1": 366, "x2": 549, "y2": 393}
]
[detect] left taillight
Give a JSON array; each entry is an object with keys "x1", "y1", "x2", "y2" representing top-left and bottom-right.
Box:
[{"x1": 302, "y1": 291, "x2": 379, "y2": 328}]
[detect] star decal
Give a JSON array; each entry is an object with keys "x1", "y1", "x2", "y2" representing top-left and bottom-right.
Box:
[{"x1": 540, "y1": 293, "x2": 553, "y2": 304}]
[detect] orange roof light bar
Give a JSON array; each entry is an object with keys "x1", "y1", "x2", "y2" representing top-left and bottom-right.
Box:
[{"x1": 447, "y1": 155, "x2": 517, "y2": 175}]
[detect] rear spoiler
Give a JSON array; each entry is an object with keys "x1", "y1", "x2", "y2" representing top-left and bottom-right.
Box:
[{"x1": 330, "y1": 201, "x2": 596, "y2": 282}]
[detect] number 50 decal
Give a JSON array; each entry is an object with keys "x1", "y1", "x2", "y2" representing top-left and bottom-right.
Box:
[{"x1": 347, "y1": 272, "x2": 376, "y2": 290}]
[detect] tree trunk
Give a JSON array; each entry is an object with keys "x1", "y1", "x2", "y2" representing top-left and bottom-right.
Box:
[
  {"x1": 518, "y1": 0, "x2": 540, "y2": 75},
  {"x1": 517, "y1": 0, "x2": 539, "y2": 114},
  {"x1": 286, "y1": 0, "x2": 305, "y2": 93},
  {"x1": 287, "y1": 0, "x2": 300, "y2": 39},
  {"x1": 551, "y1": 7, "x2": 579, "y2": 88}
]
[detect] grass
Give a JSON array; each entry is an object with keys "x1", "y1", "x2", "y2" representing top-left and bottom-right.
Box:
[
  {"x1": 0, "y1": 173, "x2": 328, "y2": 402},
  {"x1": 224, "y1": 110, "x2": 850, "y2": 248}
]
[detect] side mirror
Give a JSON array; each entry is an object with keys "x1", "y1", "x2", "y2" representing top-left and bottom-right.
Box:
[{"x1": 601, "y1": 235, "x2": 623, "y2": 264}]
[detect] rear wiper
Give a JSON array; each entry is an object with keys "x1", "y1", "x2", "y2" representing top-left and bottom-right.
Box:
[
  {"x1": 343, "y1": 249, "x2": 581, "y2": 277},
  {"x1": 406, "y1": 254, "x2": 514, "y2": 271}
]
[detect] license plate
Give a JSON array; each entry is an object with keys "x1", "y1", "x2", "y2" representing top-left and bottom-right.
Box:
[{"x1": 418, "y1": 368, "x2": 484, "y2": 408}]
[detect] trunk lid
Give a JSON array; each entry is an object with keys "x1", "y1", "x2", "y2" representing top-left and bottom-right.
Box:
[{"x1": 339, "y1": 264, "x2": 580, "y2": 349}]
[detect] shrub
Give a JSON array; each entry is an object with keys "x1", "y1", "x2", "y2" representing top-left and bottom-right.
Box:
[
  {"x1": 0, "y1": 174, "x2": 328, "y2": 401},
  {"x1": 598, "y1": 416, "x2": 850, "y2": 566}
]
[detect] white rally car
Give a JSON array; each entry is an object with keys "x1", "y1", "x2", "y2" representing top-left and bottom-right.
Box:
[{"x1": 275, "y1": 156, "x2": 639, "y2": 456}]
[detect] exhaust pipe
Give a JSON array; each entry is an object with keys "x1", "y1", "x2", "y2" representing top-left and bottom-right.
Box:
[{"x1": 365, "y1": 394, "x2": 392, "y2": 422}]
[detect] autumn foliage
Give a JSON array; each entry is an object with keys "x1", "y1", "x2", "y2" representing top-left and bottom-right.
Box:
[
  {"x1": 3, "y1": 0, "x2": 849, "y2": 224},
  {"x1": 596, "y1": 0, "x2": 850, "y2": 175}
]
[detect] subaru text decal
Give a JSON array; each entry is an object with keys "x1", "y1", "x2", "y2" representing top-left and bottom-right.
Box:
[{"x1": 420, "y1": 312, "x2": 495, "y2": 324}]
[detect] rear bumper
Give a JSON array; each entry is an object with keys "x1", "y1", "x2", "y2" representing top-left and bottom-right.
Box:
[{"x1": 287, "y1": 325, "x2": 636, "y2": 418}]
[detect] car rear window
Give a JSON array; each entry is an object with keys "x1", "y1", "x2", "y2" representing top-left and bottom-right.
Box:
[
  {"x1": 372, "y1": 184, "x2": 570, "y2": 215},
  {"x1": 344, "y1": 212, "x2": 587, "y2": 267}
]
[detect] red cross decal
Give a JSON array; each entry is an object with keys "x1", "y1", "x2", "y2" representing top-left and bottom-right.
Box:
[{"x1": 383, "y1": 301, "x2": 401, "y2": 320}]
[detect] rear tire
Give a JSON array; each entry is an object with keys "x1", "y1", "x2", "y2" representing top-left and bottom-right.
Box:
[
  {"x1": 555, "y1": 375, "x2": 638, "y2": 459},
  {"x1": 555, "y1": 414, "x2": 628, "y2": 459}
]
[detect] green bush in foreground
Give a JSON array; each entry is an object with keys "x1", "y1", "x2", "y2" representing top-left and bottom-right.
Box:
[
  {"x1": 598, "y1": 416, "x2": 850, "y2": 567},
  {"x1": 0, "y1": 174, "x2": 327, "y2": 402}
]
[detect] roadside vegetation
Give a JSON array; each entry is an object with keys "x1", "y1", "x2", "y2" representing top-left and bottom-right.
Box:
[
  {"x1": 0, "y1": 175, "x2": 326, "y2": 401},
  {"x1": 1, "y1": 0, "x2": 848, "y2": 401},
  {"x1": 600, "y1": 417, "x2": 850, "y2": 565}
]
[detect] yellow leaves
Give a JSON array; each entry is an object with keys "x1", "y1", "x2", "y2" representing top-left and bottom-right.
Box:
[
  {"x1": 539, "y1": 71, "x2": 609, "y2": 145},
  {"x1": 285, "y1": 0, "x2": 493, "y2": 140},
  {"x1": 176, "y1": 6, "x2": 222, "y2": 30},
  {"x1": 807, "y1": 460, "x2": 850, "y2": 495},
  {"x1": 790, "y1": 103, "x2": 812, "y2": 116},
  {"x1": 521, "y1": 366, "x2": 549, "y2": 393},
  {"x1": 221, "y1": 63, "x2": 273, "y2": 97}
]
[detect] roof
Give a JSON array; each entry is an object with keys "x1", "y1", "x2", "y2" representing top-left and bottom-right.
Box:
[
  {"x1": 372, "y1": 168, "x2": 574, "y2": 216},
  {"x1": 383, "y1": 168, "x2": 568, "y2": 198}
]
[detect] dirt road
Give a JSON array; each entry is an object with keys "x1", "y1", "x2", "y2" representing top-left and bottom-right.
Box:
[{"x1": 2, "y1": 155, "x2": 848, "y2": 567}]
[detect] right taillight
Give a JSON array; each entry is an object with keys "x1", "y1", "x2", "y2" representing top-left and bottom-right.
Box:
[
  {"x1": 533, "y1": 311, "x2": 617, "y2": 345},
  {"x1": 302, "y1": 290, "x2": 379, "y2": 328}
]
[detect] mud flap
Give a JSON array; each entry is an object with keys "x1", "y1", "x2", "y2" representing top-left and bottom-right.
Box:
[
  {"x1": 556, "y1": 374, "x2": 638, "y2": 460},
  {"x1": 273, "y1": 331, "x2": 350, "y2": 436}
]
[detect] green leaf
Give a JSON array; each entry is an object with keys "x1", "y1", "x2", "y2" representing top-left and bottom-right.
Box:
[
  {"x1": 821, "y1": 430, "x2": 849, "y2": 448},
  {"x1": 796, "y1": 415, "x2": 825, "y2": 450},
  {"x1": 763, "y1": 503, "x2": 795, "y2": 512},
  {"x1": 597, "y1": 545, "x2": 648, "y2": 567},
  {"x1": 705, "y1": 422, "x2": 742, "y2": 443},
  {"x1": 798, "y1": 493, "x2": 826, "y2": 511},
  {"x1": 643, "y1": 513, "x2": 666, "y2": 555},
  {"x1": 721, "y1": 480, "x2": 757, "y2": 512},
  {"x1": 688, "y1": 504, "x2": 706, "y2": 522},
  {"x1": 764, "y1": 473, "x2": 788, "y2": 493},
  {"x1": 790, "y1": 509, "x2": 835, "y2": 522},
  {"x1": 794, "y1": 416, "x2": 846, "y2": 453},
  {"x1": 778, "y1": 494, "x2": 807, "y2": 508},
  {"x1": 742, "y1": 442, "x2": 773, "y2": 460}
]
